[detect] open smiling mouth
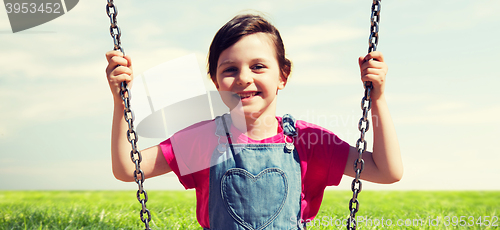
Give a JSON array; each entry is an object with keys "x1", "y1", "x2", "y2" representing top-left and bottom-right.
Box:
[{"x1": 236, "y1": 92, "x2": 261, "y2": 99}]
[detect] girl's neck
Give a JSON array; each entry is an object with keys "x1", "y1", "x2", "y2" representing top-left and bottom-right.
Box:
[{"x1": 230, "y1": 111, "x2": 279, "y2": 140}]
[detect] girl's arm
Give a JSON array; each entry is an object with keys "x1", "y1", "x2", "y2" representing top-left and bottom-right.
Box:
[
  {"x1": 343, "y1": 51, "x2": 403, "y2": 184},
  {"x1": 106, "y1": 51, "x2": 172, "y2": 182}
]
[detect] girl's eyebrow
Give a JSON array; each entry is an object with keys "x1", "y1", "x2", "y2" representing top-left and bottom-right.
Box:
[
  {"x1": 218, "y1": 60, "x2": 235, "y2": 68},
  {"x1": 252, "y1": 58, "x2": 269, "y2": 63},
  {"x1": 218, "y1": 58, "x2": 270, "y2": 68}
]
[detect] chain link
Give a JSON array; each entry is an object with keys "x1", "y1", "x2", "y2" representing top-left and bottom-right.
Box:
[
  {"x1": 347, "y1": 0, "x2": 380, "y2": 229},
  {"x1": 106, "y1": 1, "x2": 151, "y2": 229}
]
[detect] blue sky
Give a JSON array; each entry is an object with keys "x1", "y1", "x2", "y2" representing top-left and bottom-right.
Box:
[{"x1": 0, "y1": 0, "x2": 499, "y2": 190}]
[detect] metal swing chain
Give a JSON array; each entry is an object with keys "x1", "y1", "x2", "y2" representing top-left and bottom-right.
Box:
[
  {"x1": 106, "y1": 1, "x2": 152, "y2": 229},
  {"x1": 346, "y1": 0, "x2": 380, "y2": 229}
]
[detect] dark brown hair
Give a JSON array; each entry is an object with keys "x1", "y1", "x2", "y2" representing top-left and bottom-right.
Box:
[{"x1": 207, "y1": 14, "x2": 292, "y2": 84}]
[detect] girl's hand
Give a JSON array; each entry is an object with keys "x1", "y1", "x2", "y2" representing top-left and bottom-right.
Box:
[
  {"x1": 105, "y1": 50, "x2": 133, "y2": 102},
  {"x1": 358, "y1": 51, "x2": 388, "y2": 101}
]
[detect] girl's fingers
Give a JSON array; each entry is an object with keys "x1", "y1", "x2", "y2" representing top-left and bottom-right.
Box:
[
  {"x1": 361, "y1": 69, "x2": 385, "y2": 82},
  {"x1": 358, "y1": 56, "x2": 365, "y2": 68},
  {"x1": 123, "y1": 55, "x2": 133, "y2": 68},
  {"x1": 109, "y1": 55, "x2": 129, "y2": 67},
  {"x1": 112, "y1": 73, "x2": 133, "y2": 84},
  {"x1": 358, "y1": 51, "x2": 387, "y2": 100},
  {"x1": 359, "y1": 51, "x2": 387, "y2": 84},
  {"x1": 111, "y1": 66, "x2": 133, "y2": 78},
  {"x1": 105, "y1": 51, "x2": 132, "y2": 77},
  {"x1": 360, "y1": 60, "x2": 386, "y2": 72},
  {"x1": 105, "y1": 51, "x2": 134, "y2": 99},
  {"x1": 105, "y1": 50, "x2": 128, "y2": 70},
  {"x1": 105, "y1": 50, "x2": 124, "y2": 62},
  {"x1": 364, "y1": 51, "x2": 384, "y2": 62},
  {"x1": 359, "y1": 51, "x2": 385, "y2": 67},
  {"x1": 105, "y1": 50, "x2": 131, "y2": 68}
]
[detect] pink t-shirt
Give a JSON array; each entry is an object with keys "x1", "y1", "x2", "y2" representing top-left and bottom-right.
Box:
[{"x1": 160, "y1": 116, "x2": 350, "y2": 229}]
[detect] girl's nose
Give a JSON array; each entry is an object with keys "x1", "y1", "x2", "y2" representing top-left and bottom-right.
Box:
[{"x1": 235, "y1": 69, "x2": 253, "y2": 86}]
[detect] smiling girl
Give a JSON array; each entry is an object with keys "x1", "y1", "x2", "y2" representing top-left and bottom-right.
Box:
[{"x1": 105, "y1": 14, "x2": 402, "y2": 230}]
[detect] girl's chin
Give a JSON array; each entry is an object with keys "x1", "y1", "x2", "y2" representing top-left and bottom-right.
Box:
[{"x1": 230, "y1": 107, "x2": 261, "y2": 118}]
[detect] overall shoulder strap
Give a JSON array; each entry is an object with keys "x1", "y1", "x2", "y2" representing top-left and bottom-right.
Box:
[
  {"x1": 214, "y1": 113, "x2": 232, "y2": 137},
  {"x1": 282, "y1": 114, "x2": 298, "y2": 137},
  {"x1": 214, "y1": 113, "x2": 236, "y2": 155}
]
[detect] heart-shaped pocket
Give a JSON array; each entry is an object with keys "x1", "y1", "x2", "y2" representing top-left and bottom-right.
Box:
[{"x1": 221, "y1": 168, "x2": 288, "y2": 230}]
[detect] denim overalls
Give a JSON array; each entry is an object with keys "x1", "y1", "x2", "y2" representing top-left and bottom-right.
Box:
[{"x1": 204, "y1": 114, "x2": 303, "y2": 230}]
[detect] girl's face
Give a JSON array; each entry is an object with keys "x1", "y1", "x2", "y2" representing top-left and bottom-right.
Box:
[{"x1": 215, "y1": 33, "x2": 287, "y2": 119}]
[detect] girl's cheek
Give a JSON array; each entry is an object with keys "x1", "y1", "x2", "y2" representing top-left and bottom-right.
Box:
[
  {"x1": 217, "y1": 78, "x2": 231, "y2": 90},
  {"x1": 215, "y1": 75, "x2": 224, "y2": 89}
]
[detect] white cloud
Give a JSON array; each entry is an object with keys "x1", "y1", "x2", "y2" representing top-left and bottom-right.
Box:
[
  {"x1": 0, "y1": 87, "x2": 107, "y2": 137},
  {"x1": 393, "y1": 102, "x2": 499, "y2": 125},
  {"x1": 278, "y1": 21, "x2": 365, "y2": 85},
  {"x1": 424, "y1": 102, "x2": 467, "y2": 112},
  {"x1": 385, "y1": 93, "x2": 433, "y2": 104},
  {"x1": 0, "y1": 126, "x2": 7, "y2": 138},
  {"x1": 291, "y1": 66, "x2": 359, "y2": 85},
  {"x1": 471, "y1": 0, "x2": 499, "y2": 19},
  {"x1": 385, "y1": 92, "x2": 499, "y2": 125},
  {"x1": 127, "y1": 47, "x2": 203, "y2": 76},
  {"x1": 0, "y1": 7, "x2": 10, "y2": 32},
  {"x1": 390, "y1": 0, "x2": 500, "y2": 35},
  {"x1": 0, "y1": 67, "x2": 110, "y2": 139},
  {"x1": 284, "y1": 22, "x2": 364, "y2": 49},
  {"x1": 0, "y1": 49, "x2": 105, "y2": 80},
  {"x1": 409, "y1": 106, "x2": 497, "y2": 125}
]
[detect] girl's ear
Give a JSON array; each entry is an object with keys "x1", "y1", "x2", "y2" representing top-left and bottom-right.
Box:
[
  {"x1": 278, "y1": 73, "x2": 288, "y2": 90},
  {"x1": 211, "y1": 77, "x2": 220, "y2": 89}
]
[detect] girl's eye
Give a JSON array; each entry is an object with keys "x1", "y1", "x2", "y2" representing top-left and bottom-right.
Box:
[
  {"x1": 252, "y1": 64, "x2": 266, "y2": 71},
  {"x1": 223, "y1": 67, "x2": 237, "y2": 73}
]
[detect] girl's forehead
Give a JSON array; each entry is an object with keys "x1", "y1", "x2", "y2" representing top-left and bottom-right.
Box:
[{"x1": 218, "y1": 33, "x2": 278, "y2": 63}]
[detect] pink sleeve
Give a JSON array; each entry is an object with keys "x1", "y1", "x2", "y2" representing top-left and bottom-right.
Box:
[
  {"x1": 325, "y1": 134, "x2": 350, "y2": 186},
  {"x1": 295, "y1": 120, "x2": 350, "y2": 186},
  {"x1": 295, "y1": 120, "x2": 350, "y2": 220},
  {"x1": 159, "y1": 138, "x2": 196, "y2": 189},
  {"x1": 158, "y1": 119, "x2": 217, "y2": 190}
]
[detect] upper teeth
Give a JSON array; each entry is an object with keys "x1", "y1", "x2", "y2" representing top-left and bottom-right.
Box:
[{"x1": 237, "y1": 92, "x2": 257, "y2": 98}]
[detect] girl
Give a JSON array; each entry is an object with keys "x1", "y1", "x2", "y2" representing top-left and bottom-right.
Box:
[{"x1": 105, "y1": 14, "x2": 402, "y2": 230}]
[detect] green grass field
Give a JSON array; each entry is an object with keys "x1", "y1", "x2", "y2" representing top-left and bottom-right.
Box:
[{"x1": 0, "y1": 191, "x2": 498, "y2": 229}]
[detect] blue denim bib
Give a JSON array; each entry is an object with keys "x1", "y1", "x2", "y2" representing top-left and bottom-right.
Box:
[{"x1": 205, "y1": 114, "x2": 303, "y2": 230}]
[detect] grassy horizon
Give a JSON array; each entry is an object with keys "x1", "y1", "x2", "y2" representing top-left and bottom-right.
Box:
[{"x1": 1, "y1": 190, "x2": 499, "y2": 229}]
